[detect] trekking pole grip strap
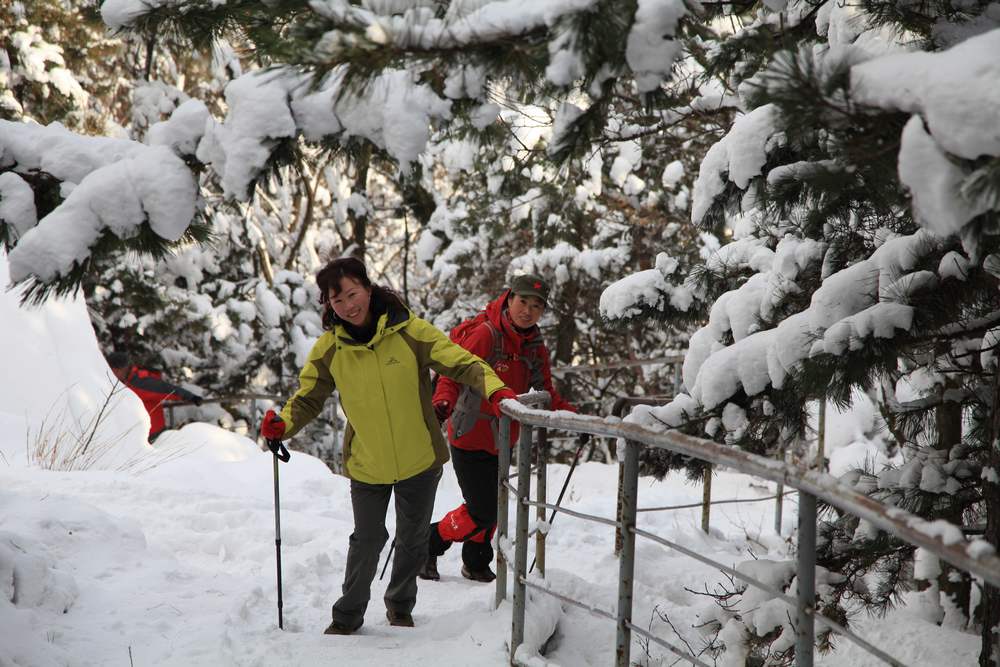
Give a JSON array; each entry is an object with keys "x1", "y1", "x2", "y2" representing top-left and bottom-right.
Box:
[{"x1": 266, "y1": 438, "x2": 291, "y2": 463}]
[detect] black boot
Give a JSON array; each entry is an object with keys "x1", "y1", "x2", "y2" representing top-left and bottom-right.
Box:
[
  {"x1": 386, "y1": 609, "x2": 414, "y2": 627},
  {"x1": 461, "y1": 564, "x2": 496, "y2": 583},
  {"x1": 324, "y1": 619, "x2": 362, "y2": 635},
  {"x1": 418, "y1": 555, "x2": 440, "y2": 581}
]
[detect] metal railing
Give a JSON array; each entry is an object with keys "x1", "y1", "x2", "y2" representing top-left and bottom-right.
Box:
[{"x1": 494, "y1": 392, "x2": 1000, "y2": 667}]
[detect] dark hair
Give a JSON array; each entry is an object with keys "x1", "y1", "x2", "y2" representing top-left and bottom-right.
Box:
[
  {"x1": 106, "y1": 351, "x2": 129, "y2": 369},
  {"x1": 316, "y1": 256, "x2": 407, "y2": 330}
]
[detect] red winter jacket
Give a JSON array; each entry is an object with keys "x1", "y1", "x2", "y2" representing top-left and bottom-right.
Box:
[
  {"x1": 123, "y1": 366, "x2": 198, "y2": 438},
  {"x1": 433, "y1": 290, "x2": 576, "y2": 455}
]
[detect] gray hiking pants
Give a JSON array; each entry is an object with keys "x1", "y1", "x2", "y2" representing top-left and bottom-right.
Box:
[{"x1": 331, "y1": 465, "x2": 442, "y2": 628}]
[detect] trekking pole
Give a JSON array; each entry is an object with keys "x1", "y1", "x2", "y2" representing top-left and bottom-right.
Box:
[
  {"x1": 528, "y1": 433, "x2": 588, "y2": 574},
  {"x1": 265, "y1": 437, "x2": 291, "y2": 630},
  {"x1": 379, "y1": 539, "x2": 395, "y2": 580}
]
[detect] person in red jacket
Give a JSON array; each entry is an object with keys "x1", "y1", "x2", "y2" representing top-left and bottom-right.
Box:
[
  {"x1": 420, "y1": 274, "x2": 577, "y2": 582},
  {"x1": 107, "y1": 352, "x2": 202, "y2": 441}
]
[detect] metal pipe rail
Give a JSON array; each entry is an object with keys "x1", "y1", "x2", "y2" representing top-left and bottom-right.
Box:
[
  {"x1": 494, "y1": 394, "x2": 1000, "y2": 667},
  {"x1": 164, "y1": 393, "x2": 286, "y2": 429},
  {"x1": 499, "y1": 400, "x2": 1000, "y2": 587},
  {"x1": 637, "y1": 490, "x2": 796, "y2": 513}
]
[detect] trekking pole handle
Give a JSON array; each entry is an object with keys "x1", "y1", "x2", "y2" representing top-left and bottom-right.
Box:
[{"x1": 266, "y1": 438, "x2": 291, "y2": 463}]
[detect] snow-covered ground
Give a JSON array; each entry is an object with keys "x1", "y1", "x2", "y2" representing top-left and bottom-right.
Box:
[
  {"x1": 1, "y1": 434, "x2": 982, "y2": 667},
  {"x1": 0, "y1": 249, "x2": 982, "y2": 666}
]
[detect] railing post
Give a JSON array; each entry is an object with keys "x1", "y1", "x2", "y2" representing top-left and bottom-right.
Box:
[
  {"x1": 616, "y1": 440, "x2": 639, "y2": 667},
  {"x1": 701, "y1": 464, "x2": 712, "y2": 534},
  {"x1": 775, "y1": 441, "x2": 785, "y2": 535},
  {"x1": 795, "y1": 491, "x2": 817, "y2": 667},
  {"x1": 510, "y1": 423, "x2": 533, "y2": 663},
  {"x1": 816, "y1": 400, "x2": 826, "y2": 471},
  {"x1": 535, "y1": 428, "x2": 548, "y2": 577},
  {"x1": 775, "y1": 481, "x2": 784, "y2": 535},
  {"x1": 250, "y1": 398, "x2": 257, "y2": 440},
  {"x1": 615, "y1": 459, "x2": 625, "y2": 556},
  {"x1": 496, "y1": 415, "x2": 512, "y2": 609}
]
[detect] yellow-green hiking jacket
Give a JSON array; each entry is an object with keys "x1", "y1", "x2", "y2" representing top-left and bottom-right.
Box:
[{"x1": 279, "y1": 302, "x2": 507, "y2": 484}]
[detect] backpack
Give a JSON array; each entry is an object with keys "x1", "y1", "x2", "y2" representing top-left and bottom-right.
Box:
[
  {"x1": 449, "y1": 311, "x2": 503, "y2": 365},
  {"x1": 447, "y1": 311, "x2": 546, "y2": 438}
]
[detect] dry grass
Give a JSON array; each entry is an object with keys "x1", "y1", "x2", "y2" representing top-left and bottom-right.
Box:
[{"x1": 28, "y1": 376, "x2": 194, "y2": 474}]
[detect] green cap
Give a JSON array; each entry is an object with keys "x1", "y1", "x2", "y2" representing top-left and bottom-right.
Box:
[{"x1": 510, "y1": 274, "x2": 549, "y2": 304}]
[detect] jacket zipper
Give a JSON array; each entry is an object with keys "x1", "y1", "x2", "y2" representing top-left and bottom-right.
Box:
[{"x1": 372, "y1": 333, "x2": 401, "y2": 483}]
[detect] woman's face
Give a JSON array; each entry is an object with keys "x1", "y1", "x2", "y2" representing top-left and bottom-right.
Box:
[
  {"x1": 508, "y1": 294, "x2": 545, "y2": 329},
  {"x1": 329, "y1": 276, "x2": 372, "y2": 327}
]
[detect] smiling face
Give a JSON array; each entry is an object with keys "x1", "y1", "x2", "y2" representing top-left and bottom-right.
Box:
[
  {"x1": 507, "y1": 293, "x2": 545, "y2": 329},
  {"x1": 329, "y1": 276, "x2": 373, "y2": 327}
]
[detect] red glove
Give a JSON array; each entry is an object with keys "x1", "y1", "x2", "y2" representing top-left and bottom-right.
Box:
[
  {"x1": 489, "y1": 388, "x2": 518, "y2": 417},
  {"x1": 260, "y1": 410, "x2": 286, "y2": 439},
  {"x1": 433, "y1": 400, "x2": 452, "y2": 423}
]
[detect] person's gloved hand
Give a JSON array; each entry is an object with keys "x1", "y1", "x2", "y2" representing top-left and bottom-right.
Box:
[
  {"x1": 577, "y1": 433, "x2": 591, "y2": 445},
  {"x1": 191, "y1": 394, "x2": 203, "y2": 407},
  {"x1": 489, "y1": 388, "x2": 519, "y2": 417},
  {"x1": 433, "y1": 400, "x2": 452, "y2": 423},
  {"x1": 260, "y1": 409, "x2": 286, "y2": 440}
]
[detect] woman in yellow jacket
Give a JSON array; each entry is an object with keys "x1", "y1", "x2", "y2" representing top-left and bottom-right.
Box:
[{"x1": 260, "y1": 257, "x2": 515, "y2": 635}]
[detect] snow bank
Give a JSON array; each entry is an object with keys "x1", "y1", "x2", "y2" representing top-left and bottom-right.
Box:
[
  {"x1": 0, "y1": 251, "x2": 150, "y2": 469},
  {"x1": 143, "y1": 422, "x2": 334, "y2": 494},
  {"x1": 0, "y1": 423, "x2": 334, "y2": 667}
]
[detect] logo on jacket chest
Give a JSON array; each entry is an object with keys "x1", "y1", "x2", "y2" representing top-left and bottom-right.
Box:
[
  {"x1": 495, "y1": 360, "x2": 511, "y2": 373},
  {"x1": 386, "y1": 356, "x2": 401, "y2": 366}
]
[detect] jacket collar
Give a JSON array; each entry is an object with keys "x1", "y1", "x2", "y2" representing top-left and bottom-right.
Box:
[{"x1": 335, "y1": 297, "x2": 412, "y2": 346}]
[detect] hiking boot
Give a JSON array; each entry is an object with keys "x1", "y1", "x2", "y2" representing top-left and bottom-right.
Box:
[
  {"x1": 323, "y1": 619, "x2": 361, "y2": 635},
  {"x1": 461, "y1": 564, "x2": 496, "y2": 583},
  {"x1": 418, "y1": 556, "x2": 440, "y2": 581},
  {"x1": 386, "y1": 609, "x2": 414, "y2": 627}
]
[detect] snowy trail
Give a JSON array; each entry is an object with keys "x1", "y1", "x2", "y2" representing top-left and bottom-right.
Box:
[{"x1": 1, "y1": 424, "x2": 983, "y2": 666}]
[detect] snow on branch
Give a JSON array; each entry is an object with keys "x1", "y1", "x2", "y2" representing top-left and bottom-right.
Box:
[
  {"x1": 626, "y1": 0, "x2": 687, "y2": 92},
  {"x1": 511, "y1": 240, "x2": 629, "y2": 284},
  {"x1": 199, "y1": 66, "x2": 451, "y2": 200},
  {"x1": 691, "y1": 104, "x2": 784, "y2": 226},
  {"x1": 0, "y1": 172, "x2": 37, "y2": 238},
  {"x1": 1, "y1": 121, "x2": 198, "y2": 284},
  {"x1": 851, "y1": 28, "x2": 1000, "y2": 237},
  {"x1": 631, "y1": 230, "x2": 943, "y2": 427},
  {"x1": 322, "y1": 0, "x2": 690, "y2": 95},
  {"x1": 312, "y1": 0, "x2": 601, "y2": 50},
  {"x1": 851, "y1": 28, "x2": 1000, "y2": 162},
  {"x1": 600, "y1": 253, "x2": 694, "y2": 321}
]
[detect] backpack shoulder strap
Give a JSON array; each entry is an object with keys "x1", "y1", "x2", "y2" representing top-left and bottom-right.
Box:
[{"x1": 482, "y1": 319, "x2": 505, "y2": 367}]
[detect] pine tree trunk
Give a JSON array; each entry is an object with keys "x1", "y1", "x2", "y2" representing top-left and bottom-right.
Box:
[
  {"x1": 552, "y1": 277, "x2": 579, "y2": 405},
  {"x1": 981, "y1": 451, "x2": 1000, "y2": 665},
  {"x1": 938, "y1": 374, "x2": 972, "y2": 623},
  {"x1": 347, "y1": 145, "x2": 371, "y2": 258},
  {"x1": 981, "y1": 366, "x2": 1000, "y2": 666},
  {"x1": 553, "y1": 278, "x2": 578, "y2": 365}
]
